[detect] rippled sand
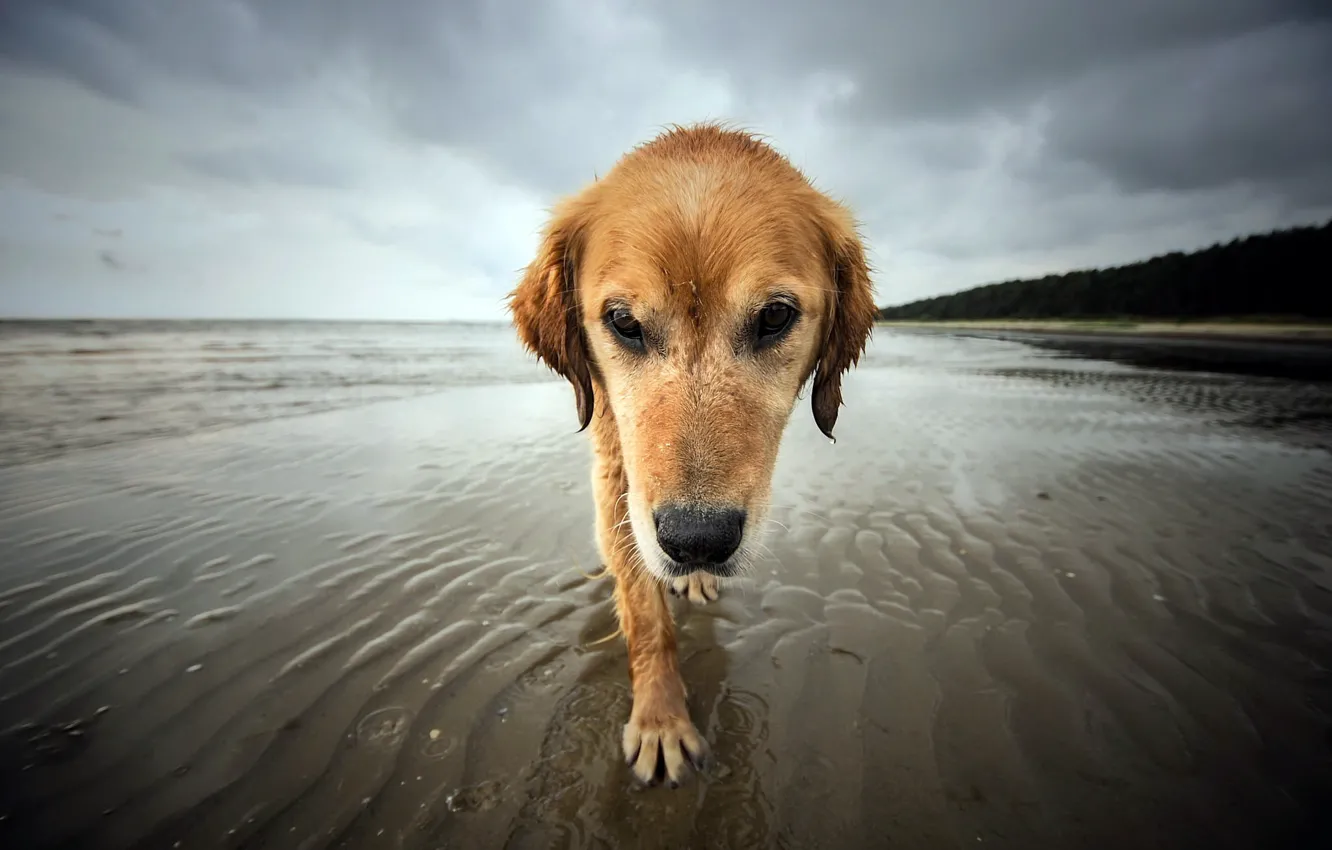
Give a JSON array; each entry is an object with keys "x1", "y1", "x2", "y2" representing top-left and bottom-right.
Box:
[{"x1": 1, "y1": 329, "x2": 1330, "y2": 849}]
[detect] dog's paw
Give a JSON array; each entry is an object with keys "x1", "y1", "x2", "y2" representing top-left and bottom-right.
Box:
[
  {"x1": 668, "y1": 571, "x2": 720, "y2": 604},
  {"x1": 621, "y1": 699, "x2": 710, "y2": 787}
]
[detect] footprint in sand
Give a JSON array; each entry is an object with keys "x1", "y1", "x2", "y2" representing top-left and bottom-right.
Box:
[{"x1": 354, "y1": 706, "x2": 412, "y2": 751}]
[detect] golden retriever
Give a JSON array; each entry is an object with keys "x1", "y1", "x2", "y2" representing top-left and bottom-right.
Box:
[{"x1": 509, "y1": 122, "x2": 876, "y2": 786}]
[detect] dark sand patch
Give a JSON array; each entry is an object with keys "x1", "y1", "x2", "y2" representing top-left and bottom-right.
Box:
[
  {"x1": 890, "y1": 325, "x2": 1332, "y2": 384},
  {"x1": 1, "y1": 330, "x2": 1330, "y2": 848}
]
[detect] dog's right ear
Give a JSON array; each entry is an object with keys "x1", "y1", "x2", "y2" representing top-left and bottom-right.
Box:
[{"x1": 509, "y1": 197, "x2": 596, "y2": 430}]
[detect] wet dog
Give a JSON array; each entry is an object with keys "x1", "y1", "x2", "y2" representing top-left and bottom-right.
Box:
[{"x1": 510, "y1": 123, "x2": 876, "y2": 785}]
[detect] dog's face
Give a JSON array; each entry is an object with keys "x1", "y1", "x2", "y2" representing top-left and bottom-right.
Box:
[{"x1": 511, "y1": 126, "x2": 876, "y2": 582}]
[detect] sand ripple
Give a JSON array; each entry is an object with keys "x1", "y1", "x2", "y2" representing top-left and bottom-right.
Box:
[{"x1": 1, "y1": 331, "x2": 1331, "y2": 849}]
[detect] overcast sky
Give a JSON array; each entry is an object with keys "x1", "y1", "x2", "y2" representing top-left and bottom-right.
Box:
[{"x1": 1, "y1": 0, "x2": 1329, "y2": 321}]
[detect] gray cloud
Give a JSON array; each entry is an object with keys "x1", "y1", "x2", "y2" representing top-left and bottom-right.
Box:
[
  {"x1": 1046, "y1": 25, "x2": 1332, "y2": 206},
  {"x1": 0, "y1": 1, "x2": 311, "y2": 102},
  {"x1": 181, "y1": 146, "x2": 353, "y2": 190},
  {"x1": 657, "y1": 1, "x2": 1329, "y2": 113},
  {"x1": 0, "y1": 0, "x2": 1329, "y2": 319},
  {"x1": 98, "y1": 249, "x2": 124, "y2": 271}
]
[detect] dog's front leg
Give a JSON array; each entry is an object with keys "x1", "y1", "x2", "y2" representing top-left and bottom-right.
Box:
[
  {"x1": 591, "y1": 429, "x2": 709, "y2": 786},
  {"x1": 613, "y1": 558, "x2": 709, "y2": 785}
]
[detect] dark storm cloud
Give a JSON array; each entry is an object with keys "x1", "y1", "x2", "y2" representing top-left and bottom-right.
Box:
[
  {"x1": 2, "y1": 0, "x2": 1330, "y2": 317},
  {"x1": 0, "y1": 1, "x2": 312, "y2": 103},
  {"x1": 653, "y1": 0, "x2": 1332, "y2": 203},
  {"x1": 0, "y1": 0, "x2": 657, "y2": 193},
  {"x1": 1041, "y1": 21, "x2": 1332, "y2": 202},
  {"x1": 654, "y1": 0, "x2": 1329, "y2": 115},
  {"x1": 4, "y1": 0, "x2": 1327, "y2": 206}
]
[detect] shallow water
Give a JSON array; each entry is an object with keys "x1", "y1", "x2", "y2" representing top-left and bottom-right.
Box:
[
  {"x1": 0, "y1": 320, "x2": 548, "y2": 468},
  {"x1": 0, "y1": 324, "x2": 1330, "y2": 849}
]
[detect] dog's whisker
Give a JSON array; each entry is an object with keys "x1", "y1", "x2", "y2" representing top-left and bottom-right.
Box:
[
  {"x1": 752, "y1": 501, "x2": 835, "y2": 525},
  {"x1": 559, "y1": 543, "x2": 614, "y2": 582},
  {"x1": 611, "y1": 538, "x2": 641, "y2": 562}
]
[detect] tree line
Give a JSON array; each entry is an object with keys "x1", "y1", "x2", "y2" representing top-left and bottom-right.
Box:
[{"x1": 877, "y1": 219, "x2": 1332, "y2": 322}]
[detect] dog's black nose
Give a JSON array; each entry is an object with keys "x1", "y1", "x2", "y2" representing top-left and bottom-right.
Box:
[{"x1": 653, "y1": 504, "x2": 745, "y2": 566}]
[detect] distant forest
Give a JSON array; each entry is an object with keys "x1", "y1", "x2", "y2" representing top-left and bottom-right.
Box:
[{"x1": 877, "y1": 219, "x2": 1332, "y2": 322}]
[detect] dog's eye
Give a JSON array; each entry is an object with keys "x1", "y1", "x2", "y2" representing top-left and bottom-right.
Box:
[
  {"x1": 756, "y1": 303, "x2": 796, "y2": 339},
  {"x1": 605, "y1": 308, "x2": 644, "y2": 347}
]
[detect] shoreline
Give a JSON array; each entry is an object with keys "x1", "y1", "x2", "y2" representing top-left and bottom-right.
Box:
[
  {"x1": 876, "y1": 319, "x2": 1332, "y2": 345},
  {"x1": 877, "y1": 321, "x2": 1332, "y2": 383}
]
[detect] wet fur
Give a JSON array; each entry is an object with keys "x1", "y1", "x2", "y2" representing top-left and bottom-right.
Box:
[{"x1": 510, "y1": 123, "x2": 876, "y2": 786}]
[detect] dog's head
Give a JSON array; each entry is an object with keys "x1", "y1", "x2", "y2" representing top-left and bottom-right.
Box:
[{"x1": 510, "y1": 124, "x2": 876, "y2": 582}]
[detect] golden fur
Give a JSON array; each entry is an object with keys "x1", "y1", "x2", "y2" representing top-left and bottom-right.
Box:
[{"x1": 510, "y1": 123, "x2": 876, "y2": 786}]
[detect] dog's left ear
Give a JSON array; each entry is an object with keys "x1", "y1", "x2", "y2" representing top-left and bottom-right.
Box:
[
  {"x1": 509, "y1": 196, "x2": 597, "y2": 430},
  {"x1": 810, "y1": 201, "x2": 877, "y2": 440}
]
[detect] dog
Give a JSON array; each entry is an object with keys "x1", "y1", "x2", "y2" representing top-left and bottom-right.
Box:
[{"x1": 509, "y1": 123, "x2": 876, "y2": 786}]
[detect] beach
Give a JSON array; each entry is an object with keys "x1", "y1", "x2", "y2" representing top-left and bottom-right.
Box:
[{"x1": 1, "y1": 321, "x2": 1330, "y2": 849}]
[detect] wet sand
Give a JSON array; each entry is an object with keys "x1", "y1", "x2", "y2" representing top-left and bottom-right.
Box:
[
  {"x1": 877, "y1": 320, "x2": 1332, "y2": 341},
  {"x1": 1, "y1": 326, "x2": 1331, "y2": 849},
  {"x1": 893, "y1": 325, "x2": 1332, "y2": 384}
]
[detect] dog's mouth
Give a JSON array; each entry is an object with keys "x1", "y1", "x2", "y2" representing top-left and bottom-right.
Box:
[{"x1": 662, "y1": 558, "x2": 741, "y2": 579}]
